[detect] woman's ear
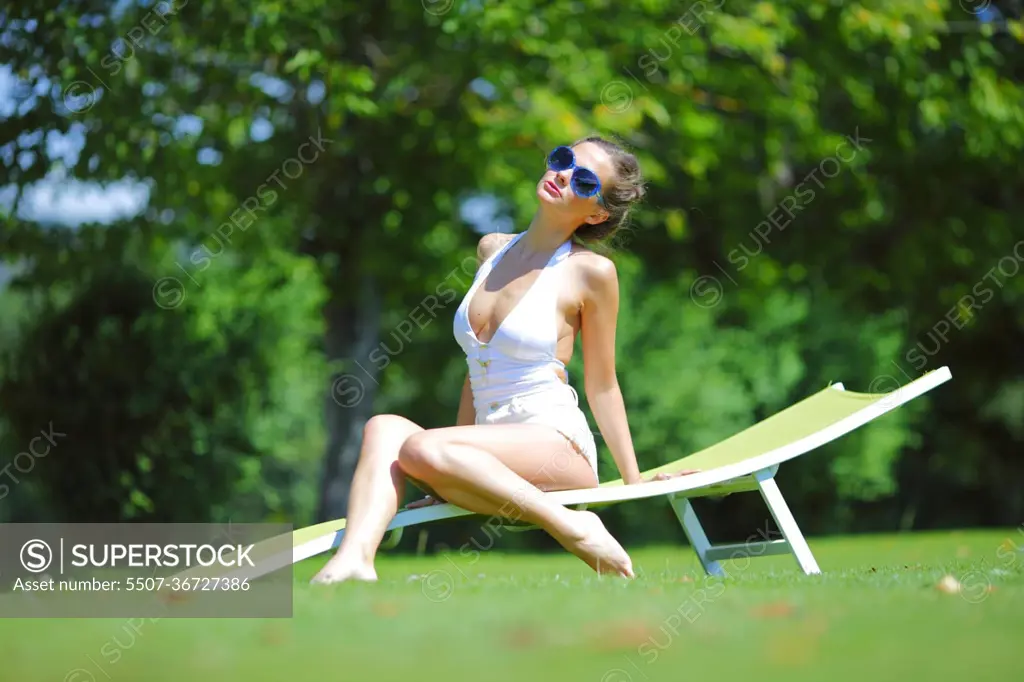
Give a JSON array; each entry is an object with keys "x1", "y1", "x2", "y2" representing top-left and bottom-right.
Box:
[{"x1": 584, "y1": 207, "x2": 609, "y2": 225}]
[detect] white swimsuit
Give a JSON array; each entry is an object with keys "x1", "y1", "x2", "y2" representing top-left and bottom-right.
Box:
[{"x1": 453, "y1": 231, "x2": 599, "y2": 474}]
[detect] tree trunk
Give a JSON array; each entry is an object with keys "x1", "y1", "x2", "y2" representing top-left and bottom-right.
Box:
[{"x1": 315, "y1": 270, "x2": 382, "y2": 523}]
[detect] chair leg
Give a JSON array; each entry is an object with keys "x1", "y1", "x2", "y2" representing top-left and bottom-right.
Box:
[
  {"x1": 669, "y1": 494, "x2": 725, "y2": 577},
  {"x1": 754, "y1": 468, "x2": 821, "y2": 575},
  {"x1": 380, "y1": 527, "x2": 403, "y2": 550}
]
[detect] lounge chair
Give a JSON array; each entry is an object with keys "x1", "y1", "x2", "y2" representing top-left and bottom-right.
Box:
[{"x1": 178, "y1": 366, "x2": 952, "y2": 582}]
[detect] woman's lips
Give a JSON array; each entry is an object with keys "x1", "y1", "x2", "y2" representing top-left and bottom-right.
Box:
[{"x1": 544, "y1": 180, "x2": 561, "y2": 198}]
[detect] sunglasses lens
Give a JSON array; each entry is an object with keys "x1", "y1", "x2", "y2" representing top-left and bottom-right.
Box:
[
  {"x1": 572, "y1": 169, "x2": 600, "y2": 196},
  {"x1": 548, "y1": 146, "x2": 574, "y2": 171}
]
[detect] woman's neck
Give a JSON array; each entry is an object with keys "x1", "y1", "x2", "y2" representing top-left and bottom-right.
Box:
[{"x1": 518, "y1": 211, "x2": 576, "y2": 255}]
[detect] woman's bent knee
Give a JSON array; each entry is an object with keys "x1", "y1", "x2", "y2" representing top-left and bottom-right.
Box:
[
  {"x1": 397, "y1": 432, "x2": 452, "y2": 480},
  {"x1": 363, "y1": 414, "x2": 422, "y2": 451}
]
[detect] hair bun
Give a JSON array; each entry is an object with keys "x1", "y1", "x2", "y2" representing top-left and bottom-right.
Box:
[{"x1": 569, "y1": 135, "x2": 645, "y2": 247}]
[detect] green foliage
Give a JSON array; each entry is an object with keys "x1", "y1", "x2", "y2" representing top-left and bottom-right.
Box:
[
  {"x1": 1, "y1": 0, "x2": 1022, "y2": 533},
  {"x1": 0, "y1": 250, "x2": 327, "y2": 523}
]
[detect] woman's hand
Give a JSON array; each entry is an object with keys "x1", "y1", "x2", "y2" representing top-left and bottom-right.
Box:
[
  {"x1": 405, "y1": 495, "x2": 446, "y2": 509},
  {"x1": 626, "y1": 469, "x2": 701, "y2": 484}
]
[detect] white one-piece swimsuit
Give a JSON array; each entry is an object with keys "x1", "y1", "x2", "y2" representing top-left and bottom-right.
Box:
[{"x1": 453, "y1": 231, "x2": 599, "y2": 475}]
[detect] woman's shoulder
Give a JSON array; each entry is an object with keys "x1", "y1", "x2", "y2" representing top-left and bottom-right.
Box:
[
  {"x1": 566, "y1": 242, "x2": 618, "y2": 303},
  {"x1": 567, "y1": 242, "x2": 617, "y2": 280},
  {"x1": 476, "y1": 232, "x2": 515, "y2": 264}
]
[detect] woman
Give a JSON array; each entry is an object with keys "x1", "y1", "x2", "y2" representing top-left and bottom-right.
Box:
[{"x1": 311, "y1": 136, "x2": 690, "y2": 584}]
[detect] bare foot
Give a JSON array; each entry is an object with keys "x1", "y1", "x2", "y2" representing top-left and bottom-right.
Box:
[
  {"x1": 551, "y1": 510, "x2": 635, "y2": 579},
  {"x1": 310, "y1": 557, "x2": 378, "y2": 585}
]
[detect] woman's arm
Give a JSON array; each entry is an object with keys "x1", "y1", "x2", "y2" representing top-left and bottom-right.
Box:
[
  {"x1": 456, "y1": 372, "x2": 475, "y2": 426},
  {"x1": 578, "y1": 255, "x2": 643, "y2": 485}
]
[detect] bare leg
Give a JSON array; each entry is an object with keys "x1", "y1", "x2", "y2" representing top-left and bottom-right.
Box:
[
  {"x1": 310, "y1": 414, "x2": 423, "y2": 584},
  {"x1": 397, "y1": 424, "x2": 634, "y2": 578}
]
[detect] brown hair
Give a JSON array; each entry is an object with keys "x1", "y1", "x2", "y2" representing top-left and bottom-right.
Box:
[{"x1": 570, "y1": 135, "x2": 646, "y2": 247}]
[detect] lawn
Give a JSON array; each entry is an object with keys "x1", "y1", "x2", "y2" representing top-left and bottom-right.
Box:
[{"x1": 2, "y1": 528, "x2": 1022, "y2": 682}]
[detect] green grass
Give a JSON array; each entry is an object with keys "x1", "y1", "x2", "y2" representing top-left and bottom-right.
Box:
[{"x1": 2, "y1": 528, "x2": 1022, "y2": 682}]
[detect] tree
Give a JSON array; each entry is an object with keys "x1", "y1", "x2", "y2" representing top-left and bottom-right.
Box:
[{"x1": 1, "y1": 0, "x2": 1022, "y2": 535}]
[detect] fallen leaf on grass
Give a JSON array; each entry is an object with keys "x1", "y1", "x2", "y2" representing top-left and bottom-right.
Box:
[
  {"x1": 935, "y1": 574, "x2": 961, "y2": 594},
  {"x1": 800, "y1": 614, "x2": 830, "y2": 636},
  {"x1": 584, "y1": 619, "x2": 657, "y2": 651},
  {"x1": 158, "y1": 590, "x2": 191, "y2": 605},
  {"x1": 765, "y1": 636, "x2": 817, "y2": 667},
  {"x1": 259, "y1": 625, "x2": 290, "y2": 646},
  {"x1": 763, "y1": 624, "x2": 822, "y2": 666},
  {"x1": 750, "y1": 601, "x2": 796, "y2": 619},
  {"x1": 371, "y1": 601, "x2": 401, "y2": 618},
  {"x1": 502, "y1": 625, "x2": 542, "y2": 650}
]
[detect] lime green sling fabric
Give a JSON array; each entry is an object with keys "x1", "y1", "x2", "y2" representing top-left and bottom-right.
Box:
[{"x1": 601, "y1": 382, "x2": 890, "y2": 487}]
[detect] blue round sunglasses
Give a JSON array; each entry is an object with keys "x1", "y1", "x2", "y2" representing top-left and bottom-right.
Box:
[{"x1": 546, "y1": 146, "x2": 605, "y2": 206}]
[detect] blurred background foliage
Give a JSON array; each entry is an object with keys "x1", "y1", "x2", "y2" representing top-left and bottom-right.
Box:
[{"x1": 0, "y1": 0, "x2": 1021, "y2": 551}]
